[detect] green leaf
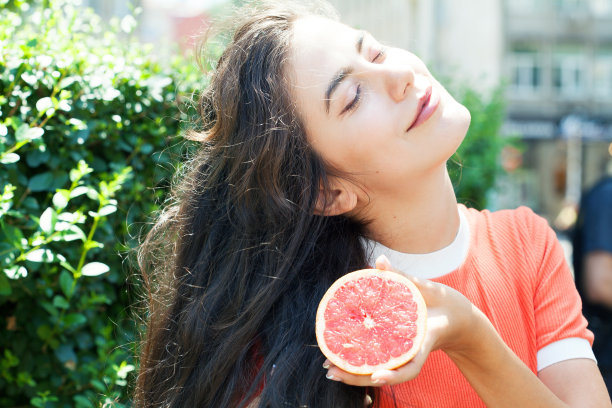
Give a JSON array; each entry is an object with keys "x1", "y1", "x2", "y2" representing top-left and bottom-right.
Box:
[
  {"x1": 4, "y1": 265, "x2": 27, "y2": 279},
  {"x1": 26, "y1": 149, "x2": 51, "y2": 167},
  {"x1": 0, "y1": 272, "x2": 12, "y2": 296},
  {"x1": 115, "y1": 362, "x2": 135, "y2": 379},
  {"x1": 27, "y1": 127, "x2": 44, "y2": 140},
  {"x1": 21, "y1": 72, "x2": 37, "y2": 86},
  {"x1": 63, "y1": 313, "x2": 87, "y2": 327},
  {"x1": 81, "y1": 262, "x2": 109, "y2": 276},
  {"x1": 52, "y1": 190, "x2": 70, "y2": 209},
  {"x1": 31, "y1": 398, "x2": 44, "y2": 408},
  {"x1": 69, "y1": 186, "x2": 91, "y2": 198},
  {"x1": 26, "y1": 248, "x2": 55, "y2": 263},
  {"x1": 97, "y1": 205, "x2": 117, "y2": 217},
  {"x1": 16, "y1": 371, "x2": 36, "y2": 387},
  {"x1": 59, "y1": 76, "x2": 77, "y2": 89},
  {"x1": 39, "y1": 301, "x2": 59, "y2": 317},
  {"x1": 36, "y1": 324, "x2": 53, "y2": 340},
  {"x1": 3, "y1": 349, "x2": 20, "y2": 367},
  {"x1": 73, "y1": 395, "x2": 94, "y2": 408},
  {"x1": 1, "y1": 222, "x2": 24, "y2": 248},
  {"x1": 0, "y1": 153, "x2": 20, "y2": 164},
  {"x1": 59, "y1": 270, "x2": 74, "y2": 298},
  {"x1": 91, "y1": 379, "x2": 106, "y2": 393},
  {"x1": 89, "y1": 205, "x2": 117, "y2": 218},
  {"x1": 57, "y1": 99, "x2": 71, "y2": 112},
  {"x1": 28, "y1": 172, "x2": 54, "y2": 192},
  {"x1": 85, "y1": 292, "x2": 110, "y2": 305},
  {"x1": 54, "y1": 344, "x2": 77, "y2": 364},
  {"x1": 52, "y1": 224, "x2": 86, "y2": 242},
  {"x1": 15, "y1": 124, "x2": 44, "y2": 142},
  {"x1": 58, "y1": 211, "x2": 86, "y2": 224},
  {"x1": 69, "y1": 160, "x2": 93, "y2": 183},
  {"x1": 52, "y1": 295, "x2": 70, "y2": 309},
  {"x1": 39, "y1": 207, "x2": 57, "y2": 235},
  {"x1": 35, "y1": 97, "x2": 53, "y2": 114}
]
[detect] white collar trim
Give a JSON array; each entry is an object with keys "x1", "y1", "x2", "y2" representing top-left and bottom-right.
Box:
[{"x1": 365, "y1": 207, "x2": 470, "y2": 279}]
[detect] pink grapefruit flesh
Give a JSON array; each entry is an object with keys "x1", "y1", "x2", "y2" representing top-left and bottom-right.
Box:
[{"x1": 316, "y1": 269, "x2": 427, "y2": 375}]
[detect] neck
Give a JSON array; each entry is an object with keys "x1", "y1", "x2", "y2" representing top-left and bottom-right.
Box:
[{"x1": 362, "y1": 167, "x2": 459, "y2": 254}]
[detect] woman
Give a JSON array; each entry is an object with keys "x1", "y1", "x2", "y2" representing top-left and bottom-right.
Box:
[{"x1": 135, "y1": 1, "x2": 611, "y2": 407}]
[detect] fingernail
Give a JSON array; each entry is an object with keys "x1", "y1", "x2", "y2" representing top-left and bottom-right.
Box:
[
  {"x1": 372, "y1": 378, "x2": 386, "y2": 385},
  {"x1": 322, "y1": 362, "x2": 330, "y2": 369},
  {"x1": 325, "y1": 372, "x2": 334, "y2": 380}
]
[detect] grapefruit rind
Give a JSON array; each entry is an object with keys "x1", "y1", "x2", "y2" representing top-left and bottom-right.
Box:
[{"x1": 316, "y1": 269, "x2": 427, "y2": 375}]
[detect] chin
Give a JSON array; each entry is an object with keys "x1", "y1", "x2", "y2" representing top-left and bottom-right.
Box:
[
  {"x1": 458, "y1": 103, "x2": 471, "y2": 132},
  {"x1": 439, "y1": 101, "x2": 471, "y2": 156},
  {"x1": 442, "y1": 98, "x2": 470, "y2": 130}
]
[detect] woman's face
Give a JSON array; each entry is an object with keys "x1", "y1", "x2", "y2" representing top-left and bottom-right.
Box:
[{"x1": 288, "y1": 16, "x2": 471, "y2": 204}]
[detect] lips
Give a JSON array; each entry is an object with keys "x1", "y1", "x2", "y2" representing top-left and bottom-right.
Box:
[{"x1": 406, "y1": 85, "x2": 440, "y2": 131}]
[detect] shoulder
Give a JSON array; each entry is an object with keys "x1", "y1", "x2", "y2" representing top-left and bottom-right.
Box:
[
  {"x1": 590, "y1": 177, "x2": 612, "y2": 196},
  {"x1": 461, "y1": 205, "x2": 556, "y2": 271},
  {"x1": 461, "y1": 204, "x2": 549, "y2": 238},
  {"x1": 584, "y1": 177, "x2": 612, "y2": 216}
]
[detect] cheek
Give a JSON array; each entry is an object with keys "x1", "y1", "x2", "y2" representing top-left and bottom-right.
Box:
[
  {"x1": 307, "y1": 99, "x2": 398, "y2": 172},
  {"x1": 349, "y1": 103, "x2": 399, "y2": 151},
  {"x1": 313, "y1": 126, "x2": 379, "y2": 174},
  {"x1": 332, "y1": 124, "x2": 396, "y2": 172}
]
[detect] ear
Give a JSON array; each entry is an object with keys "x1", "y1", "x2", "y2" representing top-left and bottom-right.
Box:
[{"x1": 313, "y1": 178, "x2": 358, "y2": 216}]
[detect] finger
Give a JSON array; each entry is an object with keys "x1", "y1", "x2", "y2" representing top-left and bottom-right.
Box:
[
  {"x1": 326, "y1": 350, "x2": 428, "y2": 387},
  {"x1": 375, "y1": 254, "x2": 392, "y2": 270},
  {"x1": 374, "y1": 254, "x2": 424, "y2": 287},
  {"x1": 370, "y1": 349, "x2": 428, "y2": 385},
  {"x1": 325, "y1": 367, "x2": 376, "y2": 386},
  {"x1": 322, "y1": 358, "x2": 380, "y2": 385}
]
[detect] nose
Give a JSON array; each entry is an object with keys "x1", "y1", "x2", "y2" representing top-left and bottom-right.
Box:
[{"x1": 383, "y1": 64, "x2": 415, "y2": 102}]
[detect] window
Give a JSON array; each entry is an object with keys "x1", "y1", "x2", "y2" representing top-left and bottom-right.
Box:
[
  {"x1": 590, "y1": 0, "x2": 612, "y2": 16},
  {"x1": 507, "y1": 0, "x2": 550, "y2": 13},
  {"x1": 510, "y1": 52, "x2": 544, "y2": 95},
  {"x1": 593, "y1": 55, "x2": 612, "y2": 98},
  {"x1": 508, "y1": 0, "x2": 536, "y2": 13},
  {"x1": 556, "y1": 0, "x2": 586, "y2": 13},
  {"x1": 552, "y1": 53, "x2": 587, "y2": 97}
]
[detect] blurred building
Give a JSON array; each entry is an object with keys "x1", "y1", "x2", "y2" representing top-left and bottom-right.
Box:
[
  {"x1": 502, "y1": 0, "x2": 612, "y2": 224},
  {"x1": 330, "y1": 0, "x2": 612, "y2": 223},
  {"x1": 82, "y1": 0, "x2": 220, "y2": 55}
]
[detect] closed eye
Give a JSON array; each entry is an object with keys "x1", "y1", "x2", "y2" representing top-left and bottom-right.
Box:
[
  {"x1": 341, "y1": 84, "x2": 361, "y2": 115},
  {"x1": 372, "y1": 47, "x2": 386, "y2": 63}
]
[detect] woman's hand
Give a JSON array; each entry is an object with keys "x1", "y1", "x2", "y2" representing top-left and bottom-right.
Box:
[{"x1": 323, "y1": 254, "x2": 481, "y2": 386}]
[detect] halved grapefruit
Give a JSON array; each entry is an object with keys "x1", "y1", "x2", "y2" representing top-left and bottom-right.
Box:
[{"x1": 316, "y1": 269, "x2": 427, "y2": 375}]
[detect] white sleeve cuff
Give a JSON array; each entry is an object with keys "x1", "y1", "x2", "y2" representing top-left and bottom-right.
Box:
[{"x1": 537, "y1": 337, "x2": 596, "y2": 372}]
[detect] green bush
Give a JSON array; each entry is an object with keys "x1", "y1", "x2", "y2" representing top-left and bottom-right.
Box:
[
  {"x1": 0, "y1": 1, "x2": 200, "y2": 406},
  {"x1": 449, "y1": 84, "x2": 509, "y2": 209}
]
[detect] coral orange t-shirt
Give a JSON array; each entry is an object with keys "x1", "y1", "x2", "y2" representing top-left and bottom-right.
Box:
[{"x1": 368, "y1": 206, "x2": 594, "y2": 407}]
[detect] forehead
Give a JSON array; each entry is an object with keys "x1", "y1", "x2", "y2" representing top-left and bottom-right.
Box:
[
  {"x1": 289, "y1": 17, "x2": 357, "y2": 112},
  {"x1": 291, "y1": 15, "x2": 356, "y2": 57},
  {"x1": 291, "y1": 17, "x2": 358, "y2": 84}
]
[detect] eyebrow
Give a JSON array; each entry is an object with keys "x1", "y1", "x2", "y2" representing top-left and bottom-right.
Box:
[{"x1": 324, "y1": 31, "x2": 366, "y2": 114}]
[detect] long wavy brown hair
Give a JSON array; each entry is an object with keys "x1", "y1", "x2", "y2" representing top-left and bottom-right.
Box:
[{"x1": 135, "y1": 1, "x2": 378, "y2": 407}]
